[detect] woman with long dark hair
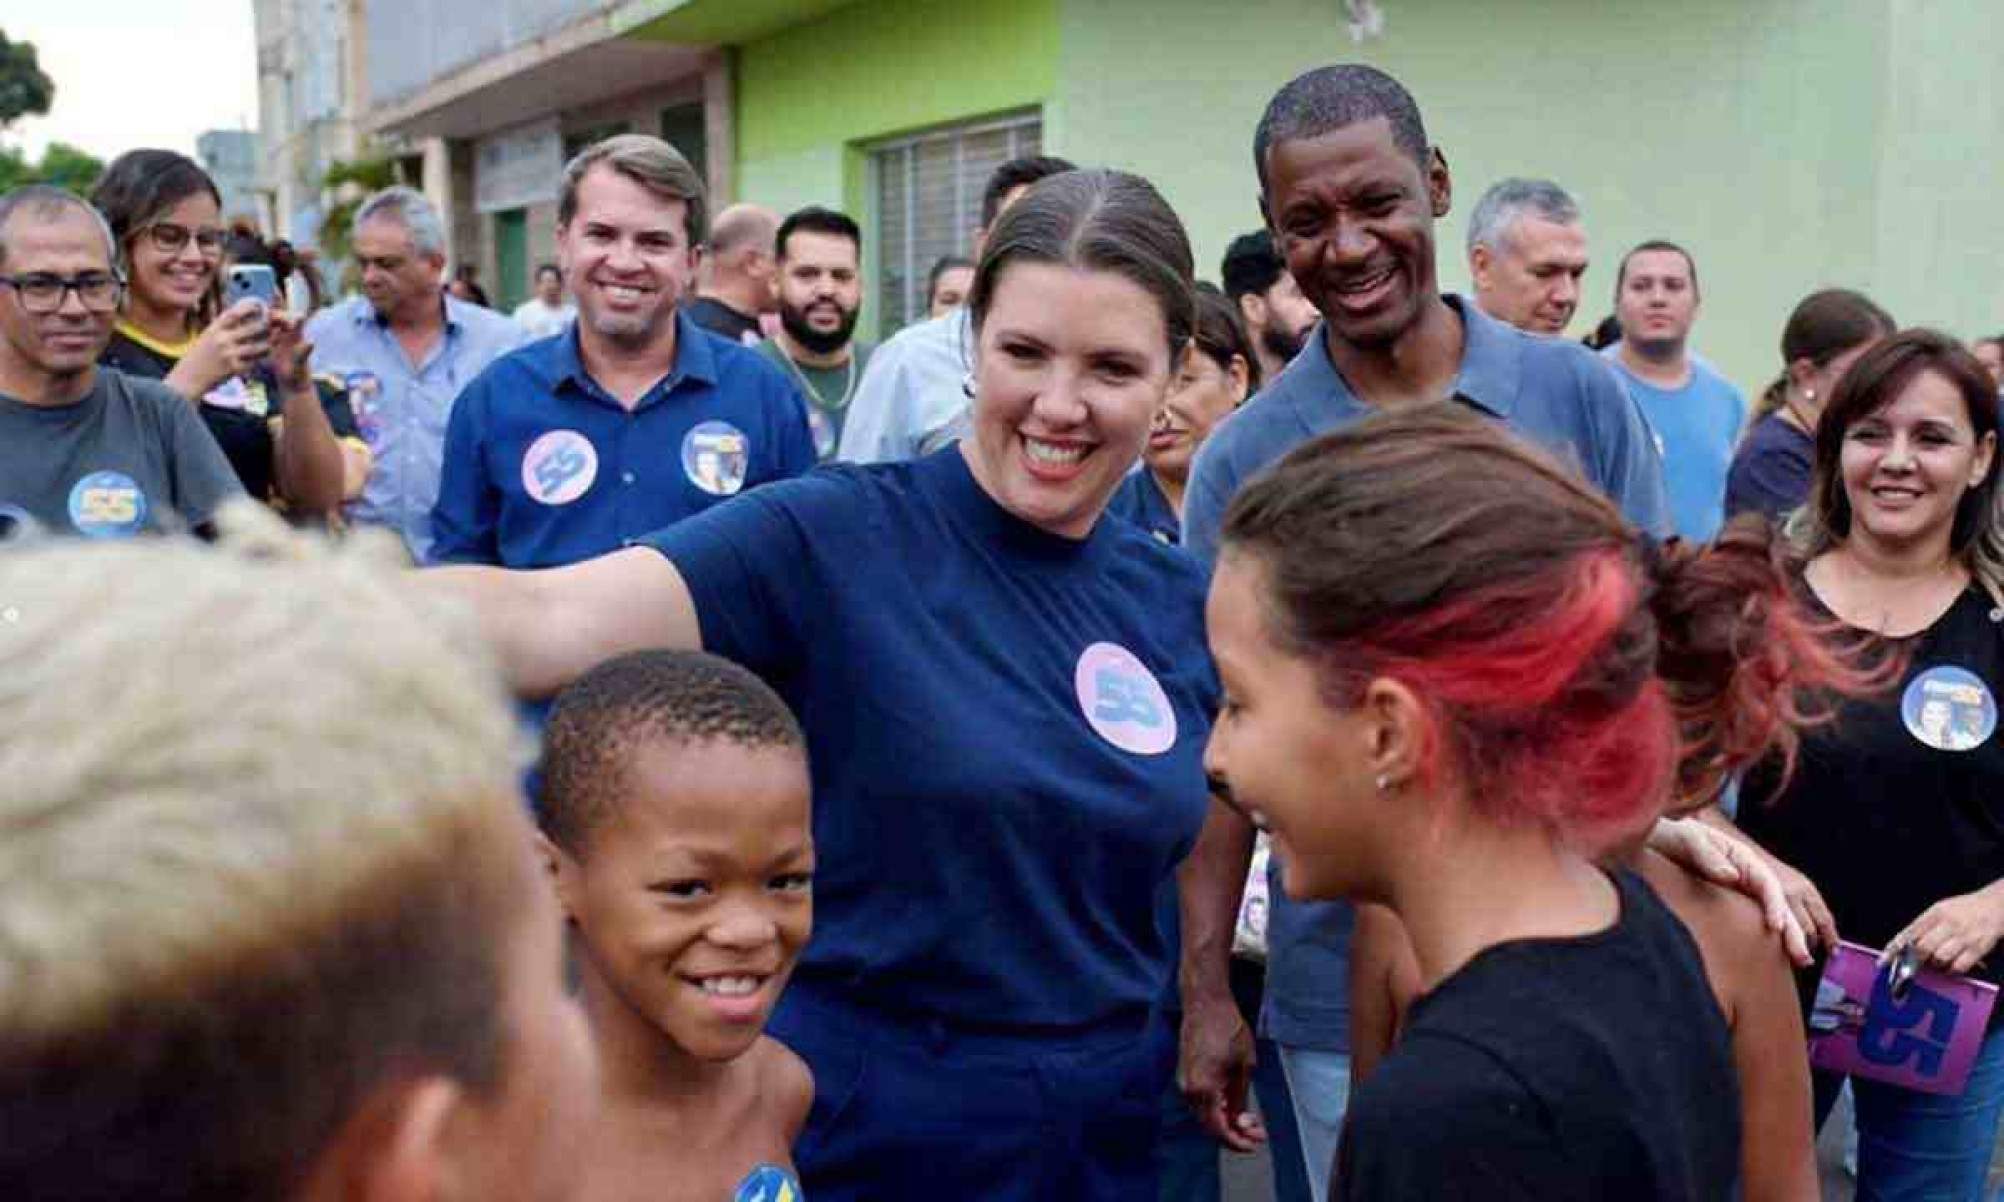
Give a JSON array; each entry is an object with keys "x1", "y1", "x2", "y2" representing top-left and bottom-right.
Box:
[
  {"x1": 1737, "y1": 329, "x2": 2004, "y2": 1197},
  {"x1": 91, "y1": 149, "x2": 350, "y2": 517}
]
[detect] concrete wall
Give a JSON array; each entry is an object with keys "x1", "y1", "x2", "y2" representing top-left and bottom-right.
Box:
[{"x1": 1054, "y1": 0, "x2": 2003, "y2": 392}]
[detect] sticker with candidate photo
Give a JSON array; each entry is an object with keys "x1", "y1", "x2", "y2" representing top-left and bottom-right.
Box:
[
  {"x1": 1902, "y1": 665, "x2": 1997, "y2": 752},
  {"x1": 519, "y1": 430, "x2": 598, "y2": 506},
  {"x1": 67, "y1": 472, "x2": 148, "y2": 539},
  {"x1": 1074, "y1": 641, "x2": 1177, "y2": 756},
  {"x1": 345, "y1": 371, "x2": 384, "y2": 443},
  {"x1": 682, "y1": 420, "x2": 750, "y2": 497}
]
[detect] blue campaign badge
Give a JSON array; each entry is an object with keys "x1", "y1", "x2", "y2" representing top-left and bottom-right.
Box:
[
  {"x1": 1074, "y1": 641, "x2": 1178, "y2": 756},
  {"x1": 519, "y1": 430, "x2": 599, "y2": 506},
  {"x1": 345, "y1": 371, "x2": 385, "y2": 443},
  {"x1": 733, "y1": 1164, "x2": 801, "y2": 1202},
  {"x1": 66, "y1": 472, "x2": 148, "y2": 539},
  {"x1": 683, "y1": 420, "x2": 750, "y2": 496},
  {"x1": 1901, "y1": 665, "x2": 1997, "y2": 752}
]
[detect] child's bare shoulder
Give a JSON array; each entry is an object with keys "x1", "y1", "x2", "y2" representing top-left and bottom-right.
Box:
[
  {"x1": 754, "y1": 1036, "x2": 815, "y2": 1142},
  {"x1": 1634, "y1": 848, "x2": 1770, "y2": 953}
]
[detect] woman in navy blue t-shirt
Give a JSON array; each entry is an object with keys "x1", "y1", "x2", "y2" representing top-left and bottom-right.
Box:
[{"x1": 439, "y1": 170, "x2": 1217, "y2": 1201}]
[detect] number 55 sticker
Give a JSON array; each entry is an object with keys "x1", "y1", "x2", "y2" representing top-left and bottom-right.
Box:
[{"x1": 1810, "y1": 940, "x2": 1999, "y2": 1095}]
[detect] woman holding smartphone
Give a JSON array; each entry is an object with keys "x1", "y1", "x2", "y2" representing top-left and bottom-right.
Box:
[{"x1": 91, "y1": 150, "x2": 352, "y2": 518}]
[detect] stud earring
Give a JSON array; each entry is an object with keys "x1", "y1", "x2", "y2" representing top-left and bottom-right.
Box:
[
  {"x1": 1804, "y1": 389, "x2": 1816, "y2": 402},
  {"x1": 1375, "y1": 774, "x2": 1390, "y2": 792}
]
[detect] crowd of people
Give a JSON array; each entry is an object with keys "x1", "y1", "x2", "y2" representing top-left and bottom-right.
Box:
[{"x1": 3, "y1": 55, "x2": 2003, "y2": 1202}]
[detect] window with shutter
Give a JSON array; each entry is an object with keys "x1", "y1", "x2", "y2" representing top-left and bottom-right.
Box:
[{"x1": 869, "y1": 113, "x2": 1041, "y2": 337}]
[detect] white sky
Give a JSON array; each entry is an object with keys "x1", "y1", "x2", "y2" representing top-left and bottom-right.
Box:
[{"x1": 2, "y1": 2, "x2": 260, "y2": 160}]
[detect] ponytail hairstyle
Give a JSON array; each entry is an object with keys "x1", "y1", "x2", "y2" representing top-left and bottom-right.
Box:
[
  {"x1": 1221, "y1": 406, "x2": 1877, "y2": 852},
  {"x1": 1788, "y1": 328, "x2": 2004, "y2": 604},
  {"x1": 1752, "y1": 289, "x2": 1895, "y2": 425}
]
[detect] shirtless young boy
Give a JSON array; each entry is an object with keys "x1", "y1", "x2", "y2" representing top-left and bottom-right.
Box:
[{"x1": 539, "y1": 650, "x2": 816, "y2": 1202}]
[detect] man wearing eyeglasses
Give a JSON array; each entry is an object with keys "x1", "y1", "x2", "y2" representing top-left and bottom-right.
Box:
[{"x1": 0, "y1": 186, "x2": 240, "y2": 540}]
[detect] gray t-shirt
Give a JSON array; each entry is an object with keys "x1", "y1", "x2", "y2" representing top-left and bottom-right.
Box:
[{"x1": 0, "y1": 367, "x2": 242, "y2": 539}]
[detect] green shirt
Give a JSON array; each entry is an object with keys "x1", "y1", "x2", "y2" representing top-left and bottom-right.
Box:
[{"x1": 755, "y1": 338, "x2": 874, "y2": 460}]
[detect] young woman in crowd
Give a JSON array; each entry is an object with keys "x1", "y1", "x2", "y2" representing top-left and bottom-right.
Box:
[
  {"x1": 1726, "y1": 289, "x2": 1894, "y2": 523},
  {"x1": 91, "y1": 149, "x2": 354, "y2": 517},
  {"x1": 437, "y1": 169, "x2": 1219, "y2": 1201},
  {"x1": 926, "y1": 253, "x2": 975, "y2": 318},
  {"x1": 1107, "y1": 282, "x2": 1257, "y2": 547},
  {"x1": 1206, "y1": 406, "x2": 1870, "y2": 1199},
  {"x1": 1734, "y1": 329, "x2": 2004, "y2": 1198}
]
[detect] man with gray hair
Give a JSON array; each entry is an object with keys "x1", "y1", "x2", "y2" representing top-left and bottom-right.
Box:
[
  {"x1": 0, "y1": 185, "x2": 240, "y2": 539},
  {"x1": 305, "y1": 185, "x2": 526, "y2": 560},
  {"x1": 1465, "y1": 177, "x2": 1589, "y2": 337}
]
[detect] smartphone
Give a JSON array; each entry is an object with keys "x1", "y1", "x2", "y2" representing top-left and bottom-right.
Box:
[{"x1": 224, "y1": 263, "x2": 280, "y2": 311}]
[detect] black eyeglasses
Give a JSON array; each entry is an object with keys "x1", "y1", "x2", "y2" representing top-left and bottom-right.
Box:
[
  {"x1": 139, "y1": 221, "x2": 226, "y2": 256},
  {"x1": 0, "y1": 272, "x2": 125, "y2": 314}
]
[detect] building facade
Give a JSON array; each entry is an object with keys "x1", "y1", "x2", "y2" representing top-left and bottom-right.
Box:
[
  {"x1": 197, "y1": 130, "x2": 262, "y2": 227},
  {"x1": 252, "y1": 0, "x2": 369, "y2": 252},
  {"x1": 615, "y1": 0, "x2": 2004, "y2": 390}
]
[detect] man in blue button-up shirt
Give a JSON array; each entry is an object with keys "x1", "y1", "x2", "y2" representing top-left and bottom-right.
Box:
[
  {"x1": 1174, "y1": 64, "x2": 1670, "y2": 1201},
  {"x1": 429, "y1": 135, "x2": 814, "y2": 569},
  {"x1": 305, "y1": 187, "x2": 527, "y2": 561}
]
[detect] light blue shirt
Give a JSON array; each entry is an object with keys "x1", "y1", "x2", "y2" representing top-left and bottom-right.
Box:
[
  {"x1": 836, "y1": 308, "x2": 972, "y2": 463},
  {"x1": 1602, "y1": 347, "x2": 1748, "y2": 542},
  {"x1": 1184, "y1": 294, "x2": 1670, "y2": 1053},
  {"x1": 305, "y1": 294, "x2": 528, "y2": 560}
]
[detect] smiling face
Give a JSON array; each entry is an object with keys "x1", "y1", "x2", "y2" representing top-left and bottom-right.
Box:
[
  {"x1": 962, "y1": 261, "x2": 1178, "y2": 538},
  {"x1": 1838, "y1": 367, "x2": 1997, "y2": 555},
  {"x1": 558, "y1": 164, "x2": 698, "y2": 352},
  {"x1": 553, "y1": 738, "x2": 813, "y2": 1064},
  {"x1": 1472, "y1": 214, "x2": 1588, "y2": 336},
  {"x1": 0, "y1": 206, "x2": 118, "y2": 386},
  {"x1": 1614, "y1": 248, "x2": 1698, "y2": 356},
  {"x1": 125, "y1": 190, "x2": 221, "y2": 322},
  {"x1": 1146, "y1": 349, "x2": 1246, "y2": 483},
  {"x1": 1261, "y1": 118, "x2": 1450, "y2": 352},
  {"x1": 1204, "y1": 552, "x2": 1411, "y2": 903}
]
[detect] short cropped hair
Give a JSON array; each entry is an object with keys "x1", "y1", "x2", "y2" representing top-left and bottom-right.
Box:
[
  {"x1": 1220, "y1": 230, "x2": 1288, "y2": 302},
  {"x1": 1254, "y1": 64, "x2": 1429, "y2": 192},
  {"x1": 980, "y1": 155, "x2": 1077, "y2": 230},
  {"x1": 1615, "y1": 239, "x2": 1699, "y2": 297},
  {"x1": 559, "y1": 133, "x2": 708, "y2": 246},
  {"x1": 0, "y1": 185, "x2": 117, "y2": 270},
  {"x1": 0, "y1": 508, "x2": 532, "y2": 1199},
  {"x1": 1466, "y1": 178, "x2": 1580, "y2": 255},
  {"x1": 539, "y1": 650, "x2": 805, "y2": 854},
  {"x1": 354, "y1": 185, "x2": 447, "y2": 258},
  {"x1": 776, "y1": 205, "x2": 861, "y2": 261}
]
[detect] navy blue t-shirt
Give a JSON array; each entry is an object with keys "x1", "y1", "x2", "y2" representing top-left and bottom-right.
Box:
[
  {"x1": 1185, "y1": 296, "x2": 1670, "y2": 1054},
  {"x1": 1107, "y1": 468, "x2": 1182, "y2": 546},
  {"x1": 430, "y1": 313, "x2": 816, "y2": 567},
  {"x1": 644, "y1": 448, "x2": 1218, "y2": 1027},
  {"x1": 1725, "y1": 412, "x2": 1814, "y2": 524}
]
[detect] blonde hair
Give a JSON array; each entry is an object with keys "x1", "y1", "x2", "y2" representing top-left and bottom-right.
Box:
[{"x1": 0, "y1": 507, "x2": 534, "y2": 1197}]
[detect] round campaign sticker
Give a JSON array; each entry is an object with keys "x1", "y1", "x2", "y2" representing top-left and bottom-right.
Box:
[
  {"x1": 682, "y1": 420, "x2": 750, "y2": 497},
  {"x1": 66, "y1": 472, "x2": 148, "y2": 539},
  {"x1": 1074, "y1": 641, "x2": 1177, "y2": 756},
  {"x1": 1901, "y1": 665, "x2": 1997, "y2": 752},
  {"x1": 520, "y1": 430, "x2": 599, "y2": 506},
  {"x1": 732, "y1": 1165, "x2": 801, "y2": 1202}
]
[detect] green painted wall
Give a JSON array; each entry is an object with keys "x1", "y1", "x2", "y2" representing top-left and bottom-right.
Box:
[
  {"x1": 732, "y1": 0, "x2": 1059, "y2": 212},
  {"x1": 1054, "y1": 0, "x2": 2004, "y2": 394}
]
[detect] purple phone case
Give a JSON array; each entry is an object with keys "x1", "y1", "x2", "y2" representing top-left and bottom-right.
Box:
[{"x1": 1808, "y1": 940, "x2": 1997, "y2": 1095}]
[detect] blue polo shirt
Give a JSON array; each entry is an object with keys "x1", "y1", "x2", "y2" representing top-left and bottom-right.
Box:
[
  {"x1": 1184, "y1": 294, "x2": 1670, "y2": 1054},
  {"x1": 1107, "y1": 468, "x2": 1182, "y2": 547},
  {"x1": 305, "y1": 295, "x2": 527, "y2": 561},
  {"x1": 1603, "y1": 349, "x2": 1748, "y2": 542},
  {"x1": 428, "y1": 313, "x2": 817, "y2": 567},
  {"x1": 644, "y1": 448, "x2": 1217, "y2": 1028}
]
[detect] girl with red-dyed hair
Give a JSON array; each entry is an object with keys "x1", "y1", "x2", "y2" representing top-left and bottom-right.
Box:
[{"x1": 1206, "y1": 405, "x2": 1862, "y2": 1200}]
